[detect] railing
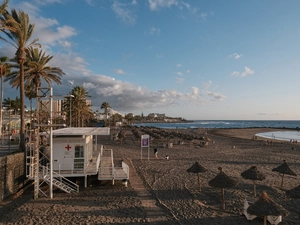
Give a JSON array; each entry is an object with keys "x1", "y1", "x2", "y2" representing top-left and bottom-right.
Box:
[
  {"x1": 53, "y1": 161, "x2": 87, "y2": 175},
  {"x1": 42, "y1": 166, "x2": 79, "y2": 193}
]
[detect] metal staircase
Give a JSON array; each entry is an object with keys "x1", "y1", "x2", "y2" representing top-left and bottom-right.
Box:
[{"x1": 42, "y1": 166, "x2": 79, "y2": 194}]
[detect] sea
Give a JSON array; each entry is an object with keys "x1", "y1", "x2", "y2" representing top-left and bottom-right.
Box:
[
  {"x1": 133, "y1": 120, "x2": 300, "y2": 130},
  {"x1": 133, "y1": 120, "x2": 300, "y2": 141}
]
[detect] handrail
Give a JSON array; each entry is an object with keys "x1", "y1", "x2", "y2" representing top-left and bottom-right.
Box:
[{"x1": 42, "y1": 166, "x2": 79, "y2": 193}]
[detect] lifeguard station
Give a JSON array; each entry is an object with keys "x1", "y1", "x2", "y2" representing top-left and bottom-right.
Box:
[{"x1": 25, "y1": 87, "x2": 129, "y2": 199}]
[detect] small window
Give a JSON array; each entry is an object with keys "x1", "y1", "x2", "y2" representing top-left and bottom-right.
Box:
[
  {"x1": 74, "y1": 159, "x2": 84, "y2": 169},
  {"x1": 75, "y1": 145, "x2": 84, "y2": 158}
]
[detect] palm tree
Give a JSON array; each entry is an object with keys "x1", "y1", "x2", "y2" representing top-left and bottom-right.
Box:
[
  {"x1": 0, "y1": 9, "x2": 39, "y2": 151},
  {"x1": 0, "y1": 0, "x2": 8, "y2": 14},
  {"x1": 6, "y1": 47, "x2": 65, "y2": 130},
  {"x1": 64, "y1": 86, "x2": 92, "y2": 127},
  {"x1": 7, "y1": 47, "x2": 65, "y2": 94},
  {"x1": 101, "y1": 102, "x2": 110, "y2": 127},
  {"x1": 0, "y1": 55, "x2": 9, "y2": 137},
  {"x1": 3, "y1": 96, "x2": 20, "y2": 115}
]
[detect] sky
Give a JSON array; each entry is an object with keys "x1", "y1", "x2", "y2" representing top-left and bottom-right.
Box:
[{"x1": 1, "y1": 0, "x2": 300, "y2": 120}]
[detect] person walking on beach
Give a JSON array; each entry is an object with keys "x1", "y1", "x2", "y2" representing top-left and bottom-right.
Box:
[{"x1": 154, "y1": 148, "x2": 158, "y2": 159}]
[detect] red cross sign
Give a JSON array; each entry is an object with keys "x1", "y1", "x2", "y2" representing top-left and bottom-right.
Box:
[{"x1": 65, "y1": 144, "x2": 71, "y2": 151}]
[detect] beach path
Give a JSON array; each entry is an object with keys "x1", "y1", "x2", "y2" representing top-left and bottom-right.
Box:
[{"x1": 123, "y1": 158, "x2": 172, "y2": 224}]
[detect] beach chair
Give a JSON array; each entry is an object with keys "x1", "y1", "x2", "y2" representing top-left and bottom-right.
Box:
[
  {"x1": 243, "y1": 199, "x2": 257, "y2": 220},
  {"x1": 267, "y1": 215, "x2": 282, "y2": 225}
]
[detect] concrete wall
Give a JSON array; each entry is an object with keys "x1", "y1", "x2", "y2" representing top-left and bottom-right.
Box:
[{"x1": 0, "y1": 152, "x2": 26, "y2": 201}]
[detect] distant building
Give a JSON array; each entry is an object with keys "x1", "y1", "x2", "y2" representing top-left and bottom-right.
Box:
[{"x1": 148, "y1": 113, "x2": 165, "y2": 118}]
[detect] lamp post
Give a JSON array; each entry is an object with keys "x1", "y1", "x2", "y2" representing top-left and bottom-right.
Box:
[{"x1": 64, "y1": 95, "x2": 74, "y2": 127}]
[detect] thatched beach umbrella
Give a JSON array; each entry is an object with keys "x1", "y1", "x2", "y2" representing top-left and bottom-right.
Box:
[
  {"x1": 247, "y1": 191, "x2": 289, "y2": 225},
  {"x1": 241, "y1": 166, "x2": 266, "y2": 197},
  {"x1": 286, "y1": 185, "x2": 300, "y2": 199},
  {"x1": 187, "y1": 162, "x2": 208, "y2": 191},
  {"x1": 208, "y1": 167, "x2": 238, "y2": 210},
  {"x1": 272, "y1": 160, "x2": 297, "y2": 188}
]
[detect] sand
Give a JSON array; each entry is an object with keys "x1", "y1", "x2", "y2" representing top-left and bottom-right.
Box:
[{"x1": 0, "y1": 127, "x2": 300, "y2": 225}]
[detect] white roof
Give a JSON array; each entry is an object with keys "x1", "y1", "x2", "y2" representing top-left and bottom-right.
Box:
[{"x1": 52, "y1": 127, "x2": 110, "y2": 136}]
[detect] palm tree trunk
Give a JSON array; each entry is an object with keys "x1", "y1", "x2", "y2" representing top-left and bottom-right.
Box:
[
  {"x1": 19, "y1": 62, "x2": 25, "y2": 152},
  {"x1": 0, "y1": 71, "x2": 3, "y2": 141}
]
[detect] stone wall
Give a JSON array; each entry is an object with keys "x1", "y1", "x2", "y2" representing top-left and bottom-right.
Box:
[{"x1": 0, "y1": 152, "x2": 26, "y2": 201}]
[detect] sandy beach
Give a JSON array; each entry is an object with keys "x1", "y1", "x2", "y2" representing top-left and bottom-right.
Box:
[{"x1": 1, "y1": 127, "x2": 300, "y2": 225}]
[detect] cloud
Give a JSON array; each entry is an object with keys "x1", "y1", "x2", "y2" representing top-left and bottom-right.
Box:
[
  {"x1": 228, "y1": 53, "x2": 242, "y2": 59},
  {"x1": 176, "y1": 72, "x2": 183, "y2": 76},
  {"x1": 149, "y1": 26, "x2": 161, "y2": 35},
  {"x1": 231, "y1": 67, "x2": 254, "y2": 77},
  {"x1": 114, "y1": 69, "x2": 126, "y2": 75},
  {"x1": 148, "y1": 0, "x2": 178, "y2": 11},
  {"x1": 111, "y1": 1, "x2": 136, "y2": 26},
  {"x1": 186, "y1": 69, "x2": 190, "y2": 73},
  {"x1": 201, "y1": 81, "x2": 226, "y2": 101},
  {"x1": 231, "y1": 71, "x2": 240, "y2": 76},
  {"x1": 176, "y1": 77, "x2": 184, "y2": 83},
  {"x1": 177, "y1": 63, "x2": 182, "y2": 67},
  {"x1": 242, "y1": 66, "x2": 254, "y2": 76}
]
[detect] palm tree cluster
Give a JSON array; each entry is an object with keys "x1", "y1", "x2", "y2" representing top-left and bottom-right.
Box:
[
  {"x1": 64, "y1": 86, "x2": 93, "y2": 127},
  {"x1": 0, "y1": 1, "x2": 67, "y2": 151}
]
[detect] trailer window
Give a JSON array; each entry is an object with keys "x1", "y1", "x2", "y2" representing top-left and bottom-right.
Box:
[{"x1": 75, "y1": 145, "x2": 84, "y2": 158}]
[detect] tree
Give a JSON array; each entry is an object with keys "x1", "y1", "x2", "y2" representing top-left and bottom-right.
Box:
[
  {"x1": 0, "y1": 9, "x2": 39, "y2": 151},
  {"x1": 101, "y1": 102, "x2": 110, "y2": 127},
  {"x1": 111, "y1": 113, "x2": 123, "y2": 127},
  {"x1": 6, "y1": 47, "x2": 65, "y2": 130},
  {"x1": 0, "y1": 0, "x2": 8, "y2": 14},
  {"x1": 3, "y1": 96, "x2": 21, "y2": 115},
  {"x1": 7, "y1": 46, "x2": 65, "y2": 95},
  {"x1": 0, "y1": 55, "x2": 10, "y2": 136},
  {"x1": 64, "y1": 86, "x2": 92, "y2": 127}
]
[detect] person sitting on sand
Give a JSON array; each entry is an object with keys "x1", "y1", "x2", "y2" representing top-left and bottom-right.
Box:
[{"x1": 154, "y1": 148, "x2": 158, "y2": 159}]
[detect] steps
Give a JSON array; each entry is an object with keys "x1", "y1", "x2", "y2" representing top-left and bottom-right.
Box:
[{"x1": 43, "y1": 175, "x2": 78, "y2": 193}]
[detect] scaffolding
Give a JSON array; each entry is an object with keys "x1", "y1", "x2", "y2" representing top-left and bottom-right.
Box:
[{"x1": 26, "y1": 87, "x2": 69, "y2": 199}]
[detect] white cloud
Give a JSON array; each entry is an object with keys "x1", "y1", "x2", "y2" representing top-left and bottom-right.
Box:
[
  {"x1": 177, "y1": 64, "x2": 182, "y2": 67},
  {"x1": 148, "y1": 0, "x2": 178, "y2": 11},
  {"x1": 114, "y1": 69, "x2": 126, "y2": 75},
  {"x1": 149, "y1": 27, "x2": 161, "y2": 35},
  {"x1": 176, "y1": 72, "x2": 183, "y2": 76},
  {"x1": 205, "y1": 91, "x2": 226, "y2": 101},
  {"x1": 180, "y1": 2, "x2": 190, "y2": 10},
  {"x1": 186, "y1": 69, "x2": 190, "y2": 73},
  {"x1": 231, "y1": 67, "x2": 254, "y2": 77},
  {"x1": 111, "y1": 1, "x2": 136, "y2": 26},
  {"x1": 242, "y1": 66, "x2": 254, "y2": 77},
  {"x1": 228, "y1": 53, "x2": 242, "y2": 59},
  {"x1": 231, "y1": 71, "x2": 240, "y2": 76}
]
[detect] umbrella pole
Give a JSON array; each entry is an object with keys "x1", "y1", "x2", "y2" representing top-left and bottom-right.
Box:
[
  {"x1": 263, "y1": 215, "x2": 267, "y2": 225},
  {"x1": 221, "y1": 188, "x2": 225, "y2": 210},
  {"x1": 253, "y1": 180, "x2": 256, "y2": 197},
  {"x1": 197, "y1": 173, "x2": 201, "y2": 191},
  {"x1": 281, "y1": 173, "x2": 284, "y2": 188}
]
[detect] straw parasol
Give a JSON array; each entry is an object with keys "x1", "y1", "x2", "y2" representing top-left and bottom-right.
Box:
[
  {"x1": 286, "y1": 185, "x2": 300, "y2": 199},
  {"x1": 187, "y1": 162, "x2": 208, "y2": 191},
  {"x1": 272, "y1": 160, "x2": 297, "y2": 188},
  {"x1": 208, "y1": 167, "x2": 238, "y2": 210},
  {"x1": 247, "y1": 191, "x2": 289, "y2": 225},
  {"x1": 241, "y1": 166, "x2": 266, "y2": 197}
]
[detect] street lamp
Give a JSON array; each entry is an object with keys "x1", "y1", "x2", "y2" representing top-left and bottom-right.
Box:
[{"x1": 64, "y1": 95, "x2": 74, "y2": 127}]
